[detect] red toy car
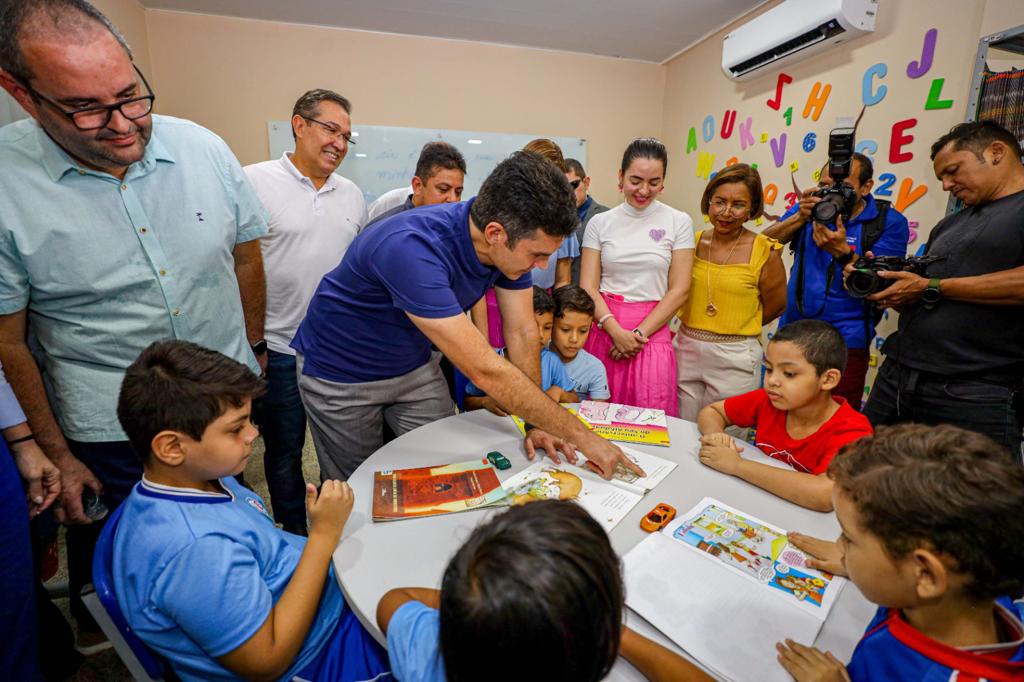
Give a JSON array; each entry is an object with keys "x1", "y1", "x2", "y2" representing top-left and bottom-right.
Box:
[{"x1": 640, "y1": 503, "x2": 677, "y2": 532}]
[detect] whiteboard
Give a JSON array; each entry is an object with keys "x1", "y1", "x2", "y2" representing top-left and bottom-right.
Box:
[{"x1": 267, "y1": 122, "x2": 586, "y2": 203}]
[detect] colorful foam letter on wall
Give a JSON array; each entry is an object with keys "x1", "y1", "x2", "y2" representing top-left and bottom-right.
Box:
[
  {"x1": 725, "y1": 156, "x2": 739, "y2": 167},
  {"x1": 767, "y1": 72, "x2": 793, "y2": 110},
  {"x1": 696, "y1": 151, "x2": 716, "y2": 179},
  {"x1": 874, "y1": 173, "x2": 896, "y2": 197},
  {"x1": 720, "y1": 110, "x2": 737, "y2": 139},
  {"x1": 802, "y1": 132, "x2": 816, "y2": 153},
  {"x1": 764, "y1": 183, "x2": 778, "y2": 205},
  {"x1": 862, "y1": 63, "x2": 888, "y2": 106},
  {"x1": 894, "y1": 178, "x2": 928, "y2": 212},
  {"x1": 739, "y1": 117, "x2": 755, "y2": 150},
  {"x1": 855, "y1": 140, "x2": 878, "y2": 156},
  {"x1": 907, "y1": 220, "x2": 919, "y2": 244},
  {"x1": 784, "y1": 192, "x2": 798, "y2": 209},
  {"x1": 783, "y1": 107, "x2": 793, "y2": 126},
  {"x1": 687, "y1": 127, "x2": 698, "y2": 154},
  {"x1": 907, "y1": 28, "x2": 938, "y2": 79},
  {"x1": 812, "y1": 168, "x2": 821, "y2": 182},
  {"x1": 770, "y1": 133, "x2": 788, "y2": 168},
  {"x1": 789, "y1": 160, "x2": 800, "y2": 173},
  {"x1": 702, "y1": 115, "x2": 715, "y2": 143},
  {"x1": 924, "y1": 78, "x2": 954, "y2": 110},
  {"x1": 802, "y1": 82, "x2": 832, "y2": 122},
  {"x1": 889, "y1": 119, "x2": 917, "y2": 164},
  {"x1": 760, "y1": 133, "x2": 769, "y2": 143}
]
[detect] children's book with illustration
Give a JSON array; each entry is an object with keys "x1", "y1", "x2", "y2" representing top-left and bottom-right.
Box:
[
  {"x1": 510, "y1": 400, "x2": 670, "y2": 447},
  {"x1": 571, "y1": 444, "x2": 677, "y2": 492},
  {"x1": 623, "y1": 498, "x2": 846, "y2": 682},
  {"x1": 501, "y1": 461, "x2": 648, "y2": 532},
  {"x1": 372, "y1": 459, "x2": 509, "y2": 521}
]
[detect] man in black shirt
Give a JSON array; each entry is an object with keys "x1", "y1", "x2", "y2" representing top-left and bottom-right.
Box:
[{"x1": 853, "y1": 120, "x2": 1024, "y2": 459}]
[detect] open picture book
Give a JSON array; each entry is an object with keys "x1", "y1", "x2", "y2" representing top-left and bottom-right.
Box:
[
  {"x1": 623, "y1": 498, "x2": 845, "y2": 681},
  {"x1": 502, "y1": 445, "x2": 677, "y2": 531},
  {"x1": 510, "y1": 400, "x2": 671, "y2": 447}
]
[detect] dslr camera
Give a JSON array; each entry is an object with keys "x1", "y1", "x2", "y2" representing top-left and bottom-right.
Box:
[
  {"x1": 811, "y1": 126, "x2": 858, "y2": 224},
  {"x1": 846, "y1": 255, "x2": 943, "y2": 299}
]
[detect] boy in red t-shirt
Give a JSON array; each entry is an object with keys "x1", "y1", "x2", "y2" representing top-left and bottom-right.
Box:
[{"x1": 696, "y1": 320, "x2": 872, "y2": 511}]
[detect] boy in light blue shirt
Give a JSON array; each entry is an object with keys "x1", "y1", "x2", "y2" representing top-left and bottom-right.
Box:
[
  {"x1": 552, "y1": 286, "x2": 610, "y2": 401},
  {"x1": 465, "y1": 287, "x2": 577, "y2": 414},
  {"x1": 110, "y1": 340, "x2": 390, "y2": 682}
]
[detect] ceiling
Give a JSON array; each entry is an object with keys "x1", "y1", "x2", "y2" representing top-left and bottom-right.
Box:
[{"x1": 139, "y1": 0, "x2": 769, "y2": 63}]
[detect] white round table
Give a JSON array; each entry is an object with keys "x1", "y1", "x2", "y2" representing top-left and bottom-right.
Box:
[{"x1": 332, "y1": 409, "x2": 875, "y2": 680}]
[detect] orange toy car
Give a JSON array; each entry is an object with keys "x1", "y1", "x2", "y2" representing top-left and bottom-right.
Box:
[{"x1": 640, "y1": 503, "x2": 677, "y2": 532}]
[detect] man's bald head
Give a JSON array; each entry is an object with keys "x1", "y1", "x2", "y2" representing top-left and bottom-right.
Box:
[{"x1": 0, "y1": 0, "x2": 132, "y2": 83}]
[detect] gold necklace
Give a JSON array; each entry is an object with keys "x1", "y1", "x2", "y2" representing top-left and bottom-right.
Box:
[{"x1": 704, "y1": 229, "x2": 743, "y2": 317}]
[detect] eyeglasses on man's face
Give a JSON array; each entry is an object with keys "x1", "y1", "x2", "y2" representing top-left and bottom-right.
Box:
[
  {"x1": 24, "y1": 64, "x2": 155, "y2": 131},
  {"x1": 301, "y1": 116, "x2": 356, "y2": 145},
  {"x1": 569, "y1": 178, "x2": 583, "y2": 190}
]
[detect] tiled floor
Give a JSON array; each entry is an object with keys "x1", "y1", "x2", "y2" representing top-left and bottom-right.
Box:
[{"x1": 47, "y1": 433, "x2": 321, "y2": 680}]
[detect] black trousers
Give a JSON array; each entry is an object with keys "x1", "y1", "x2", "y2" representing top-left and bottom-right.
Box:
[{"x1": 864, "y1": 359, "x2": 1024, "y2": 462}]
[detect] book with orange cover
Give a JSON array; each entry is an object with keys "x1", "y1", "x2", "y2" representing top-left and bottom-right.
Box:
[{"x1": 372, "y1": 459, "x2": 509, "y2": 521}]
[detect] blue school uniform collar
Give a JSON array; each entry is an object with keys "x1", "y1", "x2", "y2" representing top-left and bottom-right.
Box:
[{"x1": 137, "y1": 475, "x2": 234, "y2": 504}]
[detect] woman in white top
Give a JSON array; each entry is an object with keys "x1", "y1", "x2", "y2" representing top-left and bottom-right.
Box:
[{"x1": 580, "y1": 138, "x2": 694, "y2": 416}]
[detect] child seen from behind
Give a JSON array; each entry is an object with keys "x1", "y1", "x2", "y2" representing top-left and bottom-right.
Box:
[{"x1": 377, "y1": 500, "x2": 712, "y2": 681}]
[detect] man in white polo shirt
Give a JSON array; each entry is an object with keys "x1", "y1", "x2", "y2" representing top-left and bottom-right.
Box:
[{"x1": 244, "y1": 89, "x2": 366, "y2": 535}]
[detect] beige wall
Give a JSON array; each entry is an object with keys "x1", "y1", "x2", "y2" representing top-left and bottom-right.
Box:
[
  {"x1": 658, "y1": 0, "x2": 1020, "y2": 399},
  {"x1": 92, "y1": 0, "x2": 152, "y2": 76},
  {"x1": 142, "y1": 10, "x2": 665, "y2": 204}
]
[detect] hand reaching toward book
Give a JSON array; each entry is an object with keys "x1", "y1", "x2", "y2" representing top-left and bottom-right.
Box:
[
  {"x1": 787, "y1": 532, "x2": 847, "y2": 576},
  {"x1": 307, "y1": 480, "x2": 354, "y2": 546}
]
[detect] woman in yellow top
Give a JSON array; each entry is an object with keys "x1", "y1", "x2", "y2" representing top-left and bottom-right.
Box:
[{"x1": 674, "y1": 164, "x2": 787, "y2": 422}]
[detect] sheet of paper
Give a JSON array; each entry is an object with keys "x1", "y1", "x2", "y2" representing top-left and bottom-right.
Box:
[
  {"x1": 501, "y1": 462, "x2": 642, "y2": 531},
  {"x1": 624, "y1": 532, "x2": 823, "y2": 682}
]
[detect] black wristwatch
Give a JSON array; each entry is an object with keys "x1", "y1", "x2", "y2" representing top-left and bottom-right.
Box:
[
  {"x1": 250, "y1": 339, "x2": 268, "y2": 355},
  {"x1": 834, "y1": 249, "x2": 856, "y2": 267},
  {"x1": 921, "y1": 278, "x2": 942, "y2": 309}
]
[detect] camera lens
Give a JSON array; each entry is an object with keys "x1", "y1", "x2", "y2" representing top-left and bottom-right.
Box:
[
  {"x1": 846, "y1": 269, "x2": 883, "y2": 299},
  {"x1": 811, "y1": 197, "x2": 840, "y2": 223}
]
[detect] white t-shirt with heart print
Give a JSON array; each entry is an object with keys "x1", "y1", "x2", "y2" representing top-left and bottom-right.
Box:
[{"x1": 581, "y1": 200, "x2": 695, "y2": 302}]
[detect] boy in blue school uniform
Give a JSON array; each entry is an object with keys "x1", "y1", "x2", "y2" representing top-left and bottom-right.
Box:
[
  {"x1": 111, "y1": 340, "x2": 391, "y2": 682},
  {"x1": 550, "y1": 285, "x2": 610, "y2": 401},
  {"x1": 464, "y1": 286, "x2": 577, "y2": 414},
  {"x1": 777, "y1": 423, "x2": 1024, "y2": 682}
]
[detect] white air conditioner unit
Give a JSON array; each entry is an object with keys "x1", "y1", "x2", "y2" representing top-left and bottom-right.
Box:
[{"x1": 722, "y1": 0, "x2": 877, "y2": 81}]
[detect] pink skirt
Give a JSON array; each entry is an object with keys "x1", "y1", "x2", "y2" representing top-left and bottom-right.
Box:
[
  {"x1": 484, "y1": 288, "x2": 505, "y2": 349},
  {"x1": 584, "y1": 293, "x2": 678, "y2": 416}
]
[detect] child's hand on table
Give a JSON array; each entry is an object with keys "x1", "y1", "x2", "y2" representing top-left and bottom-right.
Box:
[
  {"x1": 776, "y1": 639, "x2": 850, "y2": 682},
  {"x1": 787, "y1": 532, "x2": 847, "y2": 577},
  {"x1": 697, "y1": 432, "x2": 743, "y2": 475},
  {"x1": 306, "y1": 480, "x2": 354, "y2": 545}
]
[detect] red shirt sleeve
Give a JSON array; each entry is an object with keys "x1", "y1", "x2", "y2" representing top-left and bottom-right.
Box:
[
  {"x1": 723, "y1": 389, "x2": 769, "y2": 429},
  {"x1": 816, "y1": 404, "x2": 874, "y2": 473}
]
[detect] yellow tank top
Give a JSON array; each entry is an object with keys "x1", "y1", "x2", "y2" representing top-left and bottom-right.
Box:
[{"x1": 679, "y1": 231, "x2": 782, "y2": 336}]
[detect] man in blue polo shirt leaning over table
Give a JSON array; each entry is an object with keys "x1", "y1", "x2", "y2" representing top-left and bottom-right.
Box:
[
  {"x1": 293, "y1": 151, "x2": 641, "y2": 481},
  {"x1": 763, "y1": 152, "x2": 909, "y2": 408},
  {"x1": 0, "y1": 0, "x2": 267, "y2": 652}
]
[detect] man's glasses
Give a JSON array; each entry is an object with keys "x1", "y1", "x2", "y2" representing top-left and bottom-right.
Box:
[
  {"x1": 24, "y1": 64, "x2": 155, "y2": 131},
  {"x1": 569, "y1": 179, "x2": 582, "y2": 190},
  {"x1": 301, "y1": 116, "x2": 356, "y2": 145}
]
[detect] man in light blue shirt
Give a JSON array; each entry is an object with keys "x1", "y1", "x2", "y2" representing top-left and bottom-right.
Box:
[{"x1": 0, "y1": 0, "x2": 267, "y2": 645}]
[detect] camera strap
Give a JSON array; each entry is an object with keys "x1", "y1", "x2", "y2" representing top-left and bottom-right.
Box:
[{"x1": 794, "y1": 232, "x2": 833, "y2": 319}]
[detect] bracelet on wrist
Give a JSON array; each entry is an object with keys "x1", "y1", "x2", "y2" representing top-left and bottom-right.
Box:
[
  {"x1": 596, "y1": 313, "x2": 614, "y2": 330},
  {"x1": 6, "y1": 434, "x2": 34, "y2": 446},
  {"x1": 632, "y1": 327, "x2": 645, "y2": 338}
]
